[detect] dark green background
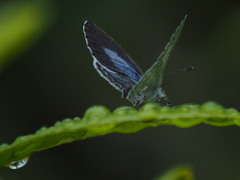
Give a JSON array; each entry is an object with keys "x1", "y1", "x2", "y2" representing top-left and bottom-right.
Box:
[{"x1": 0, "y1": 0, "x2": 240, "y2": 179}]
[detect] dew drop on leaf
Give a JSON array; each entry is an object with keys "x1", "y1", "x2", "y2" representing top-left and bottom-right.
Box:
[{"x1": 8, "y1": 158, "x2": 28, "y2": 169}]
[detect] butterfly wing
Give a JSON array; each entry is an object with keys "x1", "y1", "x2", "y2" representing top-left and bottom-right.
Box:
[
  {"x1": 127, "y1": 16, "x2": 187, "y2": 107},
  {"x1": 83, "y1": 21, "x2": 143, "y2": 97}
]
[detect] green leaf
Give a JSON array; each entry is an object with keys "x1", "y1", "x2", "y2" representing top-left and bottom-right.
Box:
[
  {"x1": 0, "y1": 101, "x2": 240, "y2": 168},
  {"x1": 0, "y1": 1, "x2": 53, "y2": 71},
  {"x1": 153, "y1": 164, "x2": 195, "y2": 180}
]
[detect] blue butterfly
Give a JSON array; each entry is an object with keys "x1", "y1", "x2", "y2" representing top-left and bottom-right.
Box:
[{"x1": 83, "y1": 16, "x2": 187, "y2": 107}]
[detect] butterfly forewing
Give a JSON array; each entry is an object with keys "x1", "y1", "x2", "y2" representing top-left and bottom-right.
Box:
[
  {"x1": 127, "y1": 16, "x2": 187, "y2": 107},
  {"x1": 83, "y1": 21, "x2": 143, "y2": 96}
]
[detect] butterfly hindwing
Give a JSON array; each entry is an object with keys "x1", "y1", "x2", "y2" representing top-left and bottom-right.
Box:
[
  {"x1": 83, "y1": 21, "x2": 143, "y2": 96},
  {"x1": 93, "y1": 60, "x2": 135, "y2": 97},
  {"x1": 127, "y1": 16, "x2": 187, "y2": 107}
]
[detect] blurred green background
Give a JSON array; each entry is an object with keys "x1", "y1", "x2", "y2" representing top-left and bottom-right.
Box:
[{"x1": 0, "y1": 0, "x2": 240, "y2": 179}]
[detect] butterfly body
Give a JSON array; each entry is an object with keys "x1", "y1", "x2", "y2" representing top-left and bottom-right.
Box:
[
  {"x1": 128, "y1": 86, "x2": 168, "y2": 107},
  {"x1": 83, "y1": 16, "x2": 186, "y2": 107}
]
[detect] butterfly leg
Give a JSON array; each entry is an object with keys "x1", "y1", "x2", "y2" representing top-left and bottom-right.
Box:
[
  {"x1": 156, "y1": 88, "x2": 170, "y2": 106},
  {"x1": 164, "y1": 96, "x2": 171, "y2": 106},
  {"x1": 132, "y1": 93, "x2": 145, "y2": 108},
  {"x1": 133, "y1": 98, "x2": 144, "y2": 108},
  {"x1": 156, "y1": 96, "x2": 170, "y2": 106},
  {"x1": 122, "y1": 86, "x2": 132, "y2": 98}
]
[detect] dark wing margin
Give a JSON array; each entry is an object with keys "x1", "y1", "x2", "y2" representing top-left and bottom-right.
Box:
[{"x1": 83, "y1": 21, "x2": 143, "y2": 95}]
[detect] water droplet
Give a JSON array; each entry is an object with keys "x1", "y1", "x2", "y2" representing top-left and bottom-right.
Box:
[{"x1": 9, "y1": 158, "x2": 28, "y2": 169}]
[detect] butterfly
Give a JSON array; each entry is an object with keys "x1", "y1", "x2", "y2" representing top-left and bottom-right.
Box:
[{"x1": 83, "y1": 16, "x2": 187, "y2": 107}]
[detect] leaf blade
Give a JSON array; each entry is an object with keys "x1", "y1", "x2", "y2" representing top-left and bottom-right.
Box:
[{"x1": 0, "y1": 101, "x2": 239, "y2": 168}]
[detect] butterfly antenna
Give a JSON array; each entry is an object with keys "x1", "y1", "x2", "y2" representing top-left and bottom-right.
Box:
[{"x1": 164, "y1": 66, "x2": 194, "y2": 76}]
